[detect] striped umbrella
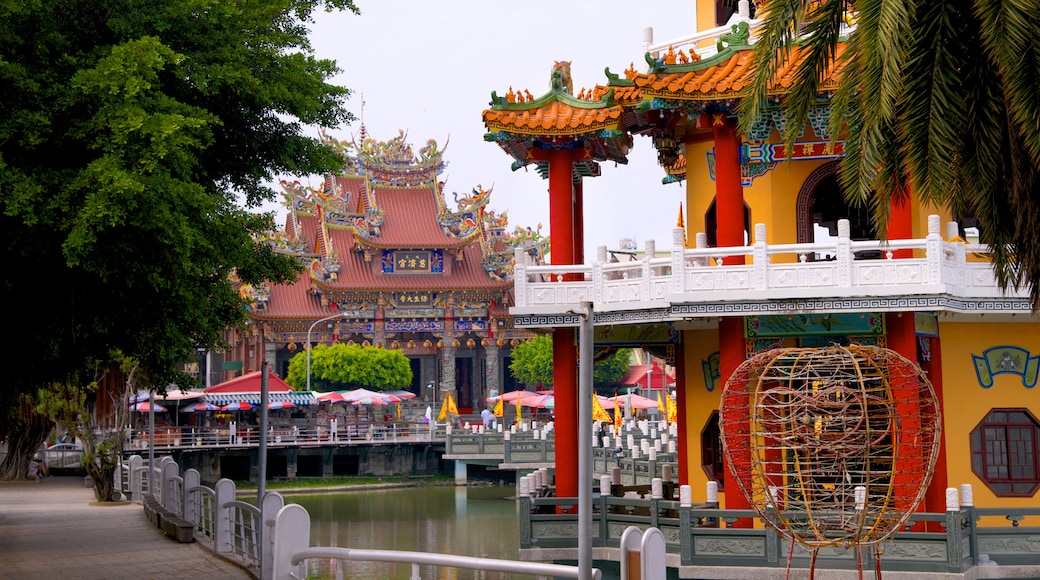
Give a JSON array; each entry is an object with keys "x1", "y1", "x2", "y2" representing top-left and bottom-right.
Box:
[
  {"x1": 129, "y1": 401, "x2": 167, "y2": 413},
  {"x1": 268, "y1": 401, "x2": 296, "y2": 410},
  {"x1": 221, "y1": 401, "x2": 254, "y2": 412},
  {"x1": 182, "y1": 401, "x2": 220, "y2": 412}
]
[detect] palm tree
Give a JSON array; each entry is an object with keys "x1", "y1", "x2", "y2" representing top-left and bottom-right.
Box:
[{"x1": 740, "y1": 0, "x2": 1040, "y2": 306}]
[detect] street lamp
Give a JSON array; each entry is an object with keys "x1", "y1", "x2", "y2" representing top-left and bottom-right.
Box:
[{"x1": 306, "y1": 312, "x2": 348, "y2": 391}]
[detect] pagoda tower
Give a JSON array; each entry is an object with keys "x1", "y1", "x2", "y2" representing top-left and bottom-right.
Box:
[{"x1": 482, "y1": 62, "x2": 633, "y2": 498}]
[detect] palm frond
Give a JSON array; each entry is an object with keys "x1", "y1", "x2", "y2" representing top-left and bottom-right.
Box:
[{"x1": 738, "y1": 0, "x2": 805, "y2": 132}]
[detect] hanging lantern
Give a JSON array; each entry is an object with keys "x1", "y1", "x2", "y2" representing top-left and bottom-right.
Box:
[
  {"x1": 407, "y1": 340, "x2": 417, "y2": 349},
  {"x1": 720, "y1": 345, "x2": 941, "y2": 557},
  {"x1": 466, "y1": 338, "x2": 476, "y2": 349},
  {"x1": 286, "y1": 342, "x2": 298, "y2": 352},
  {"x1": 391, "y1": 340, "x2": 400, "y2": 350},
  {"x1": 481, "y1": 338, "x2": 491, "y2": 347},
  {"x1": 497, "y1": 338, "x2": 506, "y2": 348},
  {"x1": 346, "y1": 339, "x2": 355, "y2": 346},
  {"x1": 423, "y1": 339, "x2": 433, "y2": 349},
  {"x1": 436, "y1": 340, "x2": 443, "y2": 349},
  {"x1": 362, "y1": 340, "x2": 371, "y2": 347},
  {"x1": 452, "y1": 339, "x2": 461, "y2": 349},
  {"x1": 510, "y1": 339, "x2": 520, "y2": 347}
]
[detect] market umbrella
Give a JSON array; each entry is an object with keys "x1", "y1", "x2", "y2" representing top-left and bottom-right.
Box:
[
  {"x1": 525, "y1": 394, "x2": 555, "y2": 409},
  {"x1": 129, "y1": 401, "x2": 167, "y2": 413},
  {"x1": 383, "y1": 389, "x2": 417, "y2": 400},
  {"x1": 221, "y1": 401, "x2": 254, "y2": 412},
  {"x1": 182, "y1": 401, "x2": 220, "y2": 412},
  {"x1": 348, "y1": 393, "x2": 392, "y2": 405},
  {"x1": 343, "y1": 388, "x2": 400, "y2": 404},
  {"x1": 316, "y1": 391, "x2": 349, "y2": 404},
  {"x1": 618, "y1": 393, "x2": 659, "y2": 410},
  {"x1": 268, "y1": 401, "x2": 295, "y2": 410},
  {"x1": 487, "y1": 389, "x2": 542, "y2": 404}
]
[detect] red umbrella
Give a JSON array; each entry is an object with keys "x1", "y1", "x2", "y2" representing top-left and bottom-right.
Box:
[
  {"x1": 129, "y1": 401, "x2": 167, "y2": 413},
  {"x1": 487, "y1": 389, "x2": 542, "y2": 404},
  {"x1": 221, "y1": 401, "x2": 254, "y2": 412},
  {"x1": 316, "y1": 391, "x2": 349, "y2": 404},
  {"x1": 268, "y1": 401, "x2": 295, "y2": 410},
  {"x1": 343, "y1": 388, "x2": 400, "y2": 404},
  {"x1": 618, "y1": 393, "x2": 659, "y2": 410},
  {"x1": 384, "y1": 389, "x2": 417, "y2": 400}
]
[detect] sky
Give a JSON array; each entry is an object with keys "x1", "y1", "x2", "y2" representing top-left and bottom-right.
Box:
[{"x1": 265, "y1": 0, "x2": 701, "y2": 259}]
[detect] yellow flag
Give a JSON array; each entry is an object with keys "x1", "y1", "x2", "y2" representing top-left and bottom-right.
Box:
[
  {"x1": 666, "y1": 391, "x2": 677, "y2": 423},
  {"x1": 493, "y1": 398, "x2": 504, "y2": 417},
  {"x1": 613, "y1": 394, "x2": 622, "y2": 435},
  {"x1": 396, "y1": 402, "x2": 401, "y2": 419},
  {"x1": 437, "y1": 395, "x2": 450, "y2": 421},
  {"x1": 515, "y1": 395, "x2": 522, "y2": 422},
  {"x1": 657, "y1": 390, "x2": 667, "y2": 415},
  {"x1": 592, "y1": 394, "x2": 611, "y2": 422},
  {"x1": 447, "y1": 392, "x2": 459, "y2": 416}
]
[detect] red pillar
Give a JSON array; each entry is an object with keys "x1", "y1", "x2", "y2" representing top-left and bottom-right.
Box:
[
  {"x1": 888, "y1": 191, "x2": 913, "y2": 258},
  {"x1": 886, "y1": 312, "x2": 925, "y2": 530},
  {"x1": 545, "y1": 148, "x2": 580, "y2": 499},
  {"x1": 712, "y1": 115, "x2": 752, "y2": 519},
  {"x1": 922, "y1": 334, "x2": 949, "y2": 531},
  {"x1": 573, "y1": 179, "x2": 585, "y2": 265},
  {"x1": 712, "y1": 115, "x2": 745, "y2": 253}
]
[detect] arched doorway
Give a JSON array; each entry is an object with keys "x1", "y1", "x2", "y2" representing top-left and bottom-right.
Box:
[{"x1": 796, "y1": 161, "x2": 876, "y2": 248}]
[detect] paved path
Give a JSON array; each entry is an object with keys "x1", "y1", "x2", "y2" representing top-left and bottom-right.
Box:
[{"x1": 0, "y1": 476, "x2": 253, "y2": 579}]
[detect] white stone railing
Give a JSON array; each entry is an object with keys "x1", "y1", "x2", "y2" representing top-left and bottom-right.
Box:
[{"x1": 512, "y1": 215, "x2": 1031, "y2": 320}]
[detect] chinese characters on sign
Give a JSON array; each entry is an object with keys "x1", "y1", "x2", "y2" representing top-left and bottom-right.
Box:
[
  {"x1": 382, "y1": 249, "x2": 444, "y2": 273},
  {"x1": 396, "y1": 292, "x2": 432, "y2": 307}
]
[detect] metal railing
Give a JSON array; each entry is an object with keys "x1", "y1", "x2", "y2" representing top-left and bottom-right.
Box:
[
  {"x1": 518, "y1": 490, "x2": 1040, "y2": 574},
  {"x1": 226, "y1": 500, "x2": 262, "y2": 568}
]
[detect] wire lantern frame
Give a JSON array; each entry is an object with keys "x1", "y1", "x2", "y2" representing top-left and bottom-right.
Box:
[{"x1": 720, "y1": 345, "x2": 942, "y2": 551}]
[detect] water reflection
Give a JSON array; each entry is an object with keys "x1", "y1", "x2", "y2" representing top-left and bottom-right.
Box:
[{"x1": 292, "y1": 485, "x2": 539, "y2": 580}]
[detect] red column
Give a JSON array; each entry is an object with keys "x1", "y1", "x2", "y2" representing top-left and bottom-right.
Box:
[
  {"x1": 573, "y1": 178, "x2": 584, "y2": 265},
  {"x1": 712, "y1": 115, "x2": 745, "y2": 254},
  {"x1": 888, "y1": 189, "x2": 913, "y2": 259},
  {"x1": 545, "y1": 148, "x2": 580, "y2": 499},
  {"x1": 713, "y1": 115, "x2": 752, "y2": 520},
  {"x1": 719, "y1": 317, "x2": 751, "y2": 520},
  {"x1": 886, "y1": 312, "x2": 925, "y2": 530},
  {"x1": 921, "y1": 335, "x2": 949, "y2": 531}
]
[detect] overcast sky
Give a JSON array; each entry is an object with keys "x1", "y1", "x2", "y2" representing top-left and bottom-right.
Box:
[{"x1": 272, "y1": 1, "x2": 700, "y2": 258}]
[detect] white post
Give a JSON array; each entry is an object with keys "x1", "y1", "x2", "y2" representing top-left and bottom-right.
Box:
[
  {"x1": 214, "y1": 479, "x2": 235, "y2": 554},
  {"x1": 129, "y1": 455, "x2": 143, "y2": 503},
  {"x1": 161, "y1": 461, "x2": 179, "y2": 511},
  {"x1": 183, "y1": 469, "x2": 200, "y2": 523},
  {"x1": 261, "y1": 492, "x2": 285, "y2": 580},
  {"x1": 272, "y1": 504, "x2": 311, "y2": 580}
]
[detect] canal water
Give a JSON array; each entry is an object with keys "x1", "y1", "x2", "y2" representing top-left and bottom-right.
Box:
[{"x1": 291, "y1": 484, "x2": 539, "y2": 580}]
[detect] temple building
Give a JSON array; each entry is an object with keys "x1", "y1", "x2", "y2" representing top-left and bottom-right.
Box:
[
  {"x1": 483, "y1": 0, "x2": 1040, "y2": 566},
  {"x1": 215, "y1": 127, "x2": 545, "y2": 413}
]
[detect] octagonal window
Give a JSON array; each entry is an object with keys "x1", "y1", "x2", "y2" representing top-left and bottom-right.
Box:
[
  {"x1": 701, "y1": 410, "x2": 724, "y2": 491},
  {"x1": 970, "y1": 408, "x2": 1040, "y2": 497}
]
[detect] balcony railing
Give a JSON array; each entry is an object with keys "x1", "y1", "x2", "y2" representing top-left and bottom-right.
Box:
[{"x1": 512, "y1": 215, "x2": 1032, "y2": 324}]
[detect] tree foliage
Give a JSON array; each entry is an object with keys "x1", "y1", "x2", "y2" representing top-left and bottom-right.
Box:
[
  {"x1": 285, "y1": 344, "x2": 413, "y2": 392},
  {"x1": 508, "y1": 335, "x2": 632, "y2": 389},
  {"x1": 740, "y1": 0, "x2": 1040, "y2": 306},
  {"x1": 0, "y1": 0, "x2": 359, "y2": 426}
]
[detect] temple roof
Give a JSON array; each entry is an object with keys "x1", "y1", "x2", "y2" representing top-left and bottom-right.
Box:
[
  {"x1": 245, "y1": 130, "x2": 548, "y2": 319},
  {"x1": 482, "y1": 62, "x2": 633, "y2": 178}
]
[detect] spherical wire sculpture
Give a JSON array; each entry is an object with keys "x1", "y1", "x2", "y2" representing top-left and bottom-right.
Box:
[{"x1": 720, "y1": 345, "x2": 942, "y2": 575}]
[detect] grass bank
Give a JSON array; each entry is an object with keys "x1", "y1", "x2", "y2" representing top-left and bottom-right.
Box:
[{"x1": 235, "y1": 473, "x2": 455, "y2": 495}]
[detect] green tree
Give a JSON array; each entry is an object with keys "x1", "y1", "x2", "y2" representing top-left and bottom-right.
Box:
[
  {"x1": 286, "y1": 344, "x2": 413, "y2": 392},
  {"x1": 0, "y1": 0, "x2": 359, "y2": 478},
  {"x1": 741, "y1": 0, "x2": 1040, "y2": 305},
  {"x1": 508, "y1": 335, "x2": 632, "y2": 389}
]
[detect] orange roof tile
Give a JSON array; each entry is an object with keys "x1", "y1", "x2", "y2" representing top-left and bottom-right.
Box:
[
  {"x1": 483, "y1": 101, "x2": 625, "y2": 136},
  {"x1": 634, "y1": 42, "x2": 848, "y2": 101}
]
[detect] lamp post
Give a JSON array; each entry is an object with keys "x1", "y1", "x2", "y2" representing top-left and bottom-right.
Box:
[{"x1": 306, "y1": 312, "x2": 347, "y2": 391}]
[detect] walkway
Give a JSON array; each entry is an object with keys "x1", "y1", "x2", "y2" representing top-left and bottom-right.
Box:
[{"x1": 0, "y1": 476, "x2": 252, "y2": 580}]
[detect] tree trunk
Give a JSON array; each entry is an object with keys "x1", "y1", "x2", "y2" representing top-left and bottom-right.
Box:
[
  {"x1": 85, "y1": 461, "x2": 117, "y2": 502},
  {"x1": 0, "y1": 423, "x2": 50, "y2": 480}
]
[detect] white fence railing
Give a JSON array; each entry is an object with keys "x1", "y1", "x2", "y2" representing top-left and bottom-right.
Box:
[{"x1": 512, "y1": 215, "x2": 1030, "y2": 317}]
